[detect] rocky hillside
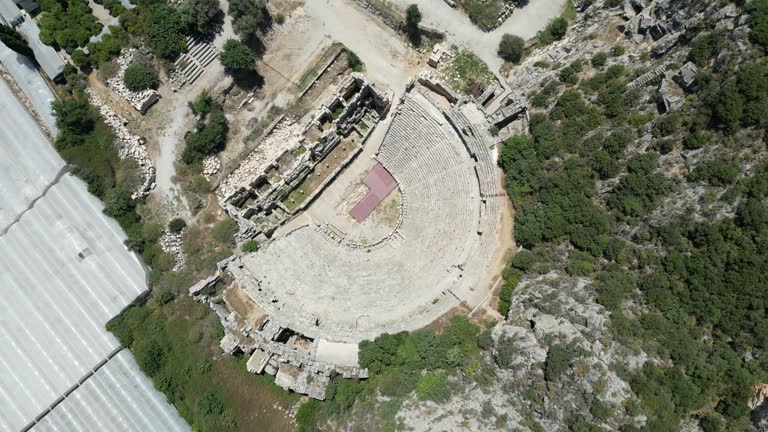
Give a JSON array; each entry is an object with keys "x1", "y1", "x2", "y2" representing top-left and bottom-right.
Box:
[{"x1": 321, "y1": 0, "x2": 768, "y2": 431}]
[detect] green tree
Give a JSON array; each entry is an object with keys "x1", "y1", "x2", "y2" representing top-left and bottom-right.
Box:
[
  {"x1": 123, "y1": 63, "x2": 158, "y2": 92},
  {"x1": 229, "y1": 0, "x2": 269, "y2": 39},
  {"x1": 498, "y1": 34, "x2": 525, "y2": 63},
  {"x1": 0, "y1": 24, "x2": 33, "y2": 58},
  {"x1": 404, "y1": 4, "x2": 422, "y2": 45},
  {"x1": 181, "y1": 109, "x2": 229, "y2": 163},
  {"x1": 179, "y1": 0, "x2": 222, "y2": 34},
  {"x1": 144, "y1": 2, "x2": 186, "y2": 59},
  {"x1": 219, "y1": 39, "x2": 256, "y2": 71}
]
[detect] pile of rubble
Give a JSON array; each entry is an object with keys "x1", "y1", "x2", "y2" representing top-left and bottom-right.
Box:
[
  {"x1": 202, "y1": 155, "x2": 221, "y2": 179},
  {"x1": 216, "y1": 119, "x2": 305, "y2": 200},
  {"x1": 86, "y1": 89, "x2": 155, "y2": 199},
  {"x1": 189, "y1": 264, "x2": 368, "y2": 400},
  {"x1": 160, "y1": 231, "x2": 185, "y2": 271},
  {"x1": 106, "y1": 49, "x2": 160, "y2": 114}
]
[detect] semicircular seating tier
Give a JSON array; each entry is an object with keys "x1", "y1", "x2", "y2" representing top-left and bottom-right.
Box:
[{"x1": 233, "y1": 87, "x2": 503, "y2": 343}]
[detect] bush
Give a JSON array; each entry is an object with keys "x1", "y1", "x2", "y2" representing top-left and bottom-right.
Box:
[
  {"x1": 537, "y1": 17, "x2": 568, "y2": 45},
  {"x1": 241, "y1": 239, "x2": 259, "y2": 253},
  {"x1": 611, "y1": 44, "x2": 625, "y2": 57},
  {"x1": 275, "y1": 13, "x2": 285, "y2": 24},
  {"x1": 182, "y1": 109, "x2": 228, "y2": 163},
  {"x1": 196, "y1": 391, "x2": 225, "y2": 415},
  {"x1": 510, "y1": 250, "x2": 535, "y2": 271},
  {"x1": 494, "y1": 335, "x2": 515, "y2": 368},
  {"x1": 168, "y1": 217, "x2": 187, "y2": 233},
  {"x1": 498, "y1": 34, "x2": 525, "y2": 63},
  {"x1": 123, "y1": 63, "x2": 158, "y2": 92},
  {"x1": 135, "y1": 339, "x2": 165, "y2": 377},
  {"x1": 346, "y1": 50, "x2": 364, "y2": 72},
  {"x1": 591, "y1": 52, "x2": 607, "y2": 68},
  {"x1": 219, "y1": 39, "x2": 257, "y2": 71},
  {"x1": 71, "y1": 49, "x2": 90, "y2": 68},
  {"x1": 416, "y1": 372, "x2": 449, "y2": 402}
]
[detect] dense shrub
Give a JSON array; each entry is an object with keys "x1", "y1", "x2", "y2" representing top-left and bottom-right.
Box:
[
  {"x1": 196, "y1": 391, "x2": 225, "y2": 415},
  {"x1": 591, "y1": 52, "x2": 607, "y2": 68},
  {"x1": 416, "y1": 372, "x2": 449, "y2": 402},
  {"x1": 179, "y1": 0, "x2": 222, "y2": 34},
  {"x1": 168, "y1": 217, "x2": 187, "y2": 233},
  {"x1": 0, "y1": 24, "x2": 33, "y2": 58},
  {"x1": 537, "y1": 17, "x2": 568, "y2": 45},
  {"x1": 544, "y1": 344, "x2": 576, "y2": 382},
  {"x1": 688, "y1": 160, "x2": 739, "y2": 187},
  {"x1": 144, "y1": 1, "x2": 187, "y2": 59},
  {"x1": 181, "y1": 108, "x2": 228, "y2": 163},
  {"x1": 38, "y1": 0, "x2": 102, "y2": 50},
  {"x1": 748, "y1": 0, "x2": 768, "y2": 50},
  {"x1": 123, "y1": 63, "x2": 158, "y2": 92}
]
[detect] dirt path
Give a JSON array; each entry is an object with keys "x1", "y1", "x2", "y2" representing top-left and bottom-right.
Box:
[
  {"x1": 388, "y1": 0, "x2": 567, "y2": 71},
  {"x1": 149, "y1": 0, "x2": 235, "y2": 211},
  {"x1": 304, "y1": 0, "x2": 416, "y2": 92}
]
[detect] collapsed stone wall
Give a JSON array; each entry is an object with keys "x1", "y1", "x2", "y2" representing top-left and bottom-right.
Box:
[{"x1": 86, "y1": 89, "x2": 155, "y2": 199}]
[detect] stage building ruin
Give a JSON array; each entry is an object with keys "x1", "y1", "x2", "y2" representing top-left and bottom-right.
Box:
[{"x1": 218, "y1": 73, "x2": 391, "y2": 239}]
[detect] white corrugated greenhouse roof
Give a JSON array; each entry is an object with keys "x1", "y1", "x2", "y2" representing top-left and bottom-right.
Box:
[{"x1": 0, "y1": 77, "x2": 188, "y2": 431}]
